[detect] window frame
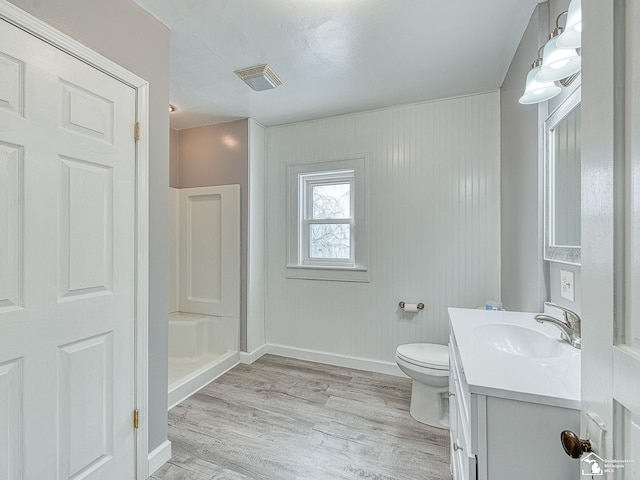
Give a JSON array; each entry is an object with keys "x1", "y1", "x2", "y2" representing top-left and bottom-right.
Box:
[
  {"x1": 302, "y1": 170, "x2": 354, "y2": 266},
  {"x1": 287, "y1": 156, "x2": 369, "y2": 282}
]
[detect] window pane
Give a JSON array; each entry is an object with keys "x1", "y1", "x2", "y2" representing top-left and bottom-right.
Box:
[
  {"x1": 309, "y1": 224, "x2": 350, "y2": 259},
  {"x1": 312, "y1": 183, "x2": 350, "y2": 219}
]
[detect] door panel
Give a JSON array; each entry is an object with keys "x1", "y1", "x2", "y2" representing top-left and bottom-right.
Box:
[
  {"x1": 0, "y1": 358, "x2": 22, "y2": 480},
  {"x1": 621, "y1": 409, "x2": 640, "y2": 478},
  {"x1": 0, "y1": 141, "x2": 23, "y2": 312},
  {"x1": 0, "y1": 51, "x2": 24, "y2": 116},
  {"x1": 582, "y1": 0, "x2": 640, "y2": 474},
  {"x1": 612, "y1": 1, "x2": 640, "y2": 473},
  {"x1": 59, "y1": 156, "x2": 114, "y2": 299},
  {"x1": 0, "y1": 17, "x2": 137, "y2": 479},
  {"x1": 58, "y1": 333, "x2": 113, "y2": 479},
  {"x1": 60, "y1": 80, "x2": 114, "y2": 144}
]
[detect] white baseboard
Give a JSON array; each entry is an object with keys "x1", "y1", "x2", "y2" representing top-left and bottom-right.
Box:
[
  {"x1": 266, "y1": 344, "x2": 405, "y2": 377},
  {"x1": 148, "y1": 440, "x2": 171, "y2": 476},
  {"x1": 168, "y1": 351, "x2": 239, "y2": 410},
  {"x1": 239, "y1": 343, "x2": 268, "y2": 364}
]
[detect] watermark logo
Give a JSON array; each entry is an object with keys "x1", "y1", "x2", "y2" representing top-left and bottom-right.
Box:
[
  {"x1": 581, "y1": 453, "x2": 635, "y2": 475},
  {"x1": 581, "y1": 452, "x2": 604, "y2": 476}
]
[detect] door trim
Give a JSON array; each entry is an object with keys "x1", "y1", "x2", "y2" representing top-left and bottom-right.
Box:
[{"x1": 0, "y1": 1, "x2": 151, "y2": 478}]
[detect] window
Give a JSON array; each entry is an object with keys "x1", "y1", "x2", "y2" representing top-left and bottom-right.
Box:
[
  {"x1": 303, "y1": 171, "x2": 353, "y2": 263},
  {"x1": 287, "y1": 157, "x2": 368, "y2": 282}
]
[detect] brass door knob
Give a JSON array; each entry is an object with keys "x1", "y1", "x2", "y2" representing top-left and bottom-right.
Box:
[{"x1": 561, "y1": 430, "x2": 592, "y2": 458}]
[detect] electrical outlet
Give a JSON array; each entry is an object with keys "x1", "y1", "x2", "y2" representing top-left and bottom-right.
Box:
[{"x1": 561, "y1": 269, "x2": 575, "y2": 302}]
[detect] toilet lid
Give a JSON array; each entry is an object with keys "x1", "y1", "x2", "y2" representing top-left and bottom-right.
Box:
[{"x1": 396, "y1": 343, "x2": 449, "y2": 370}]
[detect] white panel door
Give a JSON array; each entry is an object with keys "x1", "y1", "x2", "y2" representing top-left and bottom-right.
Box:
[
  {"x1": 612, "y1": 0, "x2": 640, "y2": 473},
  {"x1": 581, "y1": 1, "x2": 640, "y2": 477},
  {"x1": 179, "y1": 185, "x2": 240, "y2": 318},
  {"x1": 0, "y1": 18, "x2": 136, "y2": 480}
]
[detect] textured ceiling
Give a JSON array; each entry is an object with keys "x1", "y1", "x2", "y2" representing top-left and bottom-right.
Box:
[{"x1": 133, "y1": 0, "x2": 539, "y2": 129}]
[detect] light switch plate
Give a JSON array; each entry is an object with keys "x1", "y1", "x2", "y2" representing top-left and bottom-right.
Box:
[{"x1": 561, "y1": 269, "x2": 575, "y2": 301}]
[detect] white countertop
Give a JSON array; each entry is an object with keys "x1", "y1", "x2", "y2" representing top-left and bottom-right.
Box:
[{"x1": 448, "y1": 307, "x2": 581, "y2": 409}]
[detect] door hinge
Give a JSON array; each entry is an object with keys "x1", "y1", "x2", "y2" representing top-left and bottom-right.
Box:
[
  {"x1": 134, "y1": 122, "x2": 141, "y2": 141},
  {"x1": 133, "y1": 409, "x2": 139, "y2": 429}
]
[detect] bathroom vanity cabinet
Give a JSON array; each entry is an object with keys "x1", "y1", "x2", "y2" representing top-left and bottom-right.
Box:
[{"x1": 448, "y1": 308, "x2": 581, "y2": 480}]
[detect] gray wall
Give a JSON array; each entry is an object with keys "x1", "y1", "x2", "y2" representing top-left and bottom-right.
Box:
[
  {"x1": 173, "y1": 120, "x2": 250, "y2": 350},
  {"x1": 500, "y1": 3, "x2": 549, "y2": 312},
  {"x1": 7, "y1": 0, "x2": 171, "y2": 452},
  {"x1": 170, "y1": 128, "x2": 179, "y2": 188},
  {"x1": 500, "y1": 0, "x2": 581, "y2": 313},
  {"x1": 545, "y1": 0, "x2": 582, "y2": 315}
]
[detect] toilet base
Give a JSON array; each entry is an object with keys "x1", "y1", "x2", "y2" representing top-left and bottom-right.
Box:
[{"x1": 409, "y1": 380, "x2": 450, "y2": 428}]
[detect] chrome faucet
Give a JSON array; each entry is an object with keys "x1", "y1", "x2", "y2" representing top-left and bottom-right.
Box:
[{"x1": 534, "y1": 302, "x2": 581, "y2": 349}]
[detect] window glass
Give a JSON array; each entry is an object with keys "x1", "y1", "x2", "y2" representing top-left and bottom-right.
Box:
[
  {"x1": 309, "y1": 224, "x2": 351, "y2": 259},
  {"x1": 311, "y1": 183, "x2": 351, "y2": 219}
]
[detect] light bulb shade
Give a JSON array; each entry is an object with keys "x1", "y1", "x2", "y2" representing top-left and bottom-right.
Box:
[
  {"x1": 557, "y1": 0, "x2": 582, "y2": 48},
  {"x1": 519, "y1": 65, "x2": 561, "y2": 104},
  {"x1": 536, "y1": 37, "x2": 581, "y2": 82}
]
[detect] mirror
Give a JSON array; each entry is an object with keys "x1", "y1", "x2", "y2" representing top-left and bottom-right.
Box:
[{"x1": 544, "y1": 87, "x2": 581, "y2": 265}]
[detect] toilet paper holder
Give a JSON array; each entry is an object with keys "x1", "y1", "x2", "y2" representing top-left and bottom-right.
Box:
[{"x1": 399, "y1": 301, "x2": 425, "y2": 310}]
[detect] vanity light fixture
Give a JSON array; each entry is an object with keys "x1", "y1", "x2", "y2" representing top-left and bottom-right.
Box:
[
  {"x1": 557, "y1": 0, "x2": 582, "y2": 49},
  {"x1": 519, "y1": 52, "x2": 561, "y2": 105},
  {"x1": 169, "y1": 104, "x2": 176, "y2": 113},
  {"x1": 519, "y1": 7, "x2": 582, "y2": 105},
  {"x1": 536, "y1": 11, "x2": 581, "y2": 83}
]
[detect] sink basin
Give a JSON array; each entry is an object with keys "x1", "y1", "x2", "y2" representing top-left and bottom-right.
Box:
[{"x1": 474, "y1": 324, "x2": 564, "y2": 359}]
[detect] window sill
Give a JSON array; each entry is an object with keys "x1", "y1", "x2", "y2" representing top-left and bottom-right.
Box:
[{"x1": 286, "y1": 264, "x2": 370, "y2": 282}]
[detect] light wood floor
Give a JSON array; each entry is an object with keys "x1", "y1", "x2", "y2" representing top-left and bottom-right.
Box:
[{"x1": 152, "y1": 355, "x2": 452, "y2": 480}]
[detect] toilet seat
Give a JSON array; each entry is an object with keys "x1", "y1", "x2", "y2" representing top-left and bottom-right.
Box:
[{"x1": 396, "y1": 343, "x2": 449, "y2": 371}]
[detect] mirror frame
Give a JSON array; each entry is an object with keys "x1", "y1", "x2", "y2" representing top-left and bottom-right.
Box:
[{"x1": 544, "y1": 86, "x2": 581, "y2": 265}]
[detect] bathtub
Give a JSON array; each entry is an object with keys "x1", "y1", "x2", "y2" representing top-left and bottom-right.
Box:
[{"x1": 168, "y1": 312, "x2": 239, "y2": 409}]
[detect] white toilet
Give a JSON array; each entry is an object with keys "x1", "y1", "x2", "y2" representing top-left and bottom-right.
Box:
[{"x1": 395, "y1": 343, "x2": 450, "y2": 428}]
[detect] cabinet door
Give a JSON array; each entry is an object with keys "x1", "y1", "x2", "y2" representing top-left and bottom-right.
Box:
[
  {"x1": 483, "y1": 396, "x2": 578, "y2": 479},
  {"x1": 449, "y1": 339, "x2": 477, "y2": 480},
  {"x1": 451, "y1": 399, "x2": 477, "y2": 480},
  {"x1": 449, "y1": 366, "x2": 460, "y2": 478}
]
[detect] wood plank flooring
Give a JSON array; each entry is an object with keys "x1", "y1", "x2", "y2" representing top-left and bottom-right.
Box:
[{"x1": 152, "y1": 355, "x2": 452, "y2": 480}]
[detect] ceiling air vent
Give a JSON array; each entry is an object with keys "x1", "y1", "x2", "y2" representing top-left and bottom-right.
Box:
[{"x1": 234, "y1": 64, "x2": 282, "y2": 91}]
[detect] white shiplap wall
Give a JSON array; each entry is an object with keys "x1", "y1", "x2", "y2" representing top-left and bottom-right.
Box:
[{"x1": 265, "y1": 92, "x2": 501, "y2": 365}]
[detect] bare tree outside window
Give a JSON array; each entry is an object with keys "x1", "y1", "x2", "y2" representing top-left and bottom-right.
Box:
[
  {"x1": 308, "y1": 182, "x2": 351, "y2": 259},
  {"x1": 312, "y1": 184, "x2": 350, "y2": 218}
]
